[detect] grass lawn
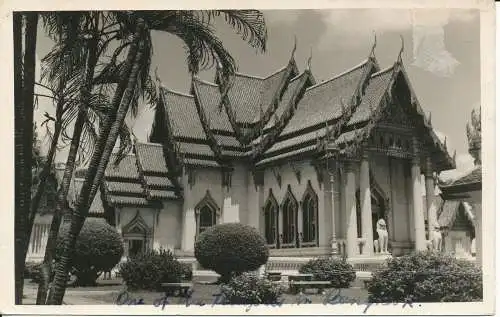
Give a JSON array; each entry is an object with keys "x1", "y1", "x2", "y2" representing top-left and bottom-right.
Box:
[{"x1": 23, "y1": 277, "x2": 369, "y2": 306}]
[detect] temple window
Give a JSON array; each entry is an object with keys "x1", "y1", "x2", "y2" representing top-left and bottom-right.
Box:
[
  {"x1": 263, "y1": 190, "x2": 279, "y2": 248},
  {"x1": 301, "y1": 181, "x2": 319, "y2": 247},
  {"x1": 281, "y1": 186, "x2": 298, "y2": 248},
  {"x1": 195, "y1": 190, "x2": 220, "y2": 238}
]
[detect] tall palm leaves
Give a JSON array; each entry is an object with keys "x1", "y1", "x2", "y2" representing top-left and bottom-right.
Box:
[
  {"x1": 43, "y1": 10, "x2": 267, "y2": 304},
  {"x1": 14, "y1": 12, "x2": 39, "y2": 304}
]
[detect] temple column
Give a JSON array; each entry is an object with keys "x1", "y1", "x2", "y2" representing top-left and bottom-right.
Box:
[
  {"x1": 424, "y1": 157, "x2": 437, "y2": 232},
  {"x1": 360, "y1": 154, "x2": 374, "y2": 256},
  {"x1": 411, "y1": 139, "x2": 426, "y2": 251},
  {"x1": 181, "y1": 208, "x2": 196, "y2": 251},
  {"x1": 344, "y1": 162, "x2": 359, "y2": 258},
  {"x1": 297, "y1": 201, "x2": 303, "y2": 247},
  {"x1": 329, "y1": 172, "x2": 339, "y2": 255}
]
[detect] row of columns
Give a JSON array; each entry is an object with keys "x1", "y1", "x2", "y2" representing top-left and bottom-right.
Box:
[{"x1": 331, "y1": 142, "x2": 435, "y2": 258}]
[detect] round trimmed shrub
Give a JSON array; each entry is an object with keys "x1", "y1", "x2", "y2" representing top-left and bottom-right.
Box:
[
  {"x1": 299, "y1": 257, "x2": 356, "y2": 288},
  {"x1": 219, "y1": 272, "x2": 284, "y2": 305},
  {"x1": 119, "y1": 248, "x2": 192, "y2": 291},
  {"x1": 194, "y1": 223, "x2": 269, "y2": 282},
  {"x1": 367, "y1": 251, "x2": 483, "y2": 303},
  {"x1": 55, "y1": 217, "x2": 124, "y2": 286}
]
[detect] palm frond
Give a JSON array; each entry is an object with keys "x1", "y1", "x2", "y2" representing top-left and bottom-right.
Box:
[{"x1": 204, "y1": 10, "x2": 267, "y2": 52}]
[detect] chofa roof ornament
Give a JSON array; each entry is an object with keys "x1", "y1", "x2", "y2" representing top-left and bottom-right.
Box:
[
  {"x1": 369, "y1": 31, "x2": 377, "y2": 59},
  {"x1": 306, "y1": 46, "x2": 313, "y2": 71},
  {"x1": 397, "y1": 35, "x2": 405, "y2": 63}
]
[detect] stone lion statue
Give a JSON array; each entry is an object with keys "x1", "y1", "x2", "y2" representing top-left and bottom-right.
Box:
[
  {"x1": 430, "y1": 224, "x2": 442, "y2": 252},
  {"x1": 376, "y1": 218, "x2": 389, "y2": 254}
]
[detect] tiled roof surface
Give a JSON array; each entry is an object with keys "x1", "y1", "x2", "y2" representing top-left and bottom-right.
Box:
[
  {"x1": 227, "y1": 74, "x2": 266, "y2": 123},
  {"x1": 183, "y1": 158, "x2": 220, "y2": 167},
  {"x1": 224, "y1": 67, "x2": 289, "y2": 124},
  {"x1": 265, "y1": 128, "x2": 326, "y2": 154},
  {"x1": 256, "y1": 144, "x2": 317, "y2": 166},
  {"x1": 105, "y1": 154, "x2": 140, "y2": 180},
  {"x1": 135, "y1": 142, "x2": 169, "y2": 174},
  {"x1": 106, "y1": 181, "x2": 144, "y2": 195},
  {"x1": 437, "y1": 200, "x2": 475, "y2": 228},
  {"x1": 72, "y1": 178, "x2": 105, "y2": 214},
  {"x1": 280, "y1": 61, "x2": 369, "y2": 135},
  {"x1": 143, "y1": 56, "x2": 451, "y2": 171},
  {"x1": 264, "y1": 74, "x2": 305, "y2": 130},
  {"x1": 107, "y1": 195, "x2": 157, "y2": 207},
  {"x1": 438, "y1": 200, "x2": 461, "y2": 228},
  {"x1": 192, "y1": 79, "x2": 233, "y2": 132},
  {"x1": 148, "y1": 189, "x2": 178, "y2": 199},
  {"x1": 440, "y1": 166, "x2": 482, "y2": 188},
  {"x1": 178, "y1": 142, "x2": 214, "y2": 157},
  {"x1": 162, "y1": 89, "x2": 206, "y2": 140},
  {"x1": 144, "y1": 175, "x2": 172, "y2": 188},
  {"x1": 214, "y1": 135, "x2": 241, "y2": 147},
  {"x1": 347, "y1": 68, "x2": 393, "y2": 126}
]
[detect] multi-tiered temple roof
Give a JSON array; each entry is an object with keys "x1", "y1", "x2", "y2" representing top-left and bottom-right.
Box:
[{"x1": 81, "y1": 46, "x2": 455, "y2": 214}]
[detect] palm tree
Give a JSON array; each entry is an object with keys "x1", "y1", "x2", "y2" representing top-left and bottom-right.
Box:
[
  {"x1": 47, "y1": 10, "x2": 267, "y2": 304},
  {"x1": 14, "y1": 11, "x2": 39, "y2": 304},
  {"x1": 34, "y1": 12, "x2": 132, "y2": 304}
]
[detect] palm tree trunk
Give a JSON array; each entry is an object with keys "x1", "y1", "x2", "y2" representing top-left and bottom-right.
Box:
[
  {"x1": 46, "y1": 17, "x2": 146, "y2": 305},
  {"x1": 36, "y1": 23, "x2": 101, "y2": 302},
  {"x1": 15, "y1": 12, "x2": 38, "y2": 304},
  {"x1": 35, "y1": 110, "x2": 86, "y2": 304},
  {"x1": 25, "y1": 120, "x2": 62, "y2": 255}
]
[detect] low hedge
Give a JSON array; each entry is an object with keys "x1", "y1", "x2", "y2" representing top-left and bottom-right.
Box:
[
  {"x1": 367, "y1": 251, "x2": 483, "y2": 303},
  {"x1": 299, "y1": 257, "x2": 356, "y2": 288},
  {"x1": 219, "y1": 272, "x2": 284, "y2": 305},
  {"x1": 119, "y1": 249, "x2": 192, "y2": 291}
]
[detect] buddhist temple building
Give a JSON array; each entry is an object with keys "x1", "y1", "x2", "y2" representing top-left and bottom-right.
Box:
[
  {"x1": 438, "y1": 107, "x2": 482, "y2": 265},
  {"x1": 27, "y1": 44, "x2": 459, "y2": 269}
]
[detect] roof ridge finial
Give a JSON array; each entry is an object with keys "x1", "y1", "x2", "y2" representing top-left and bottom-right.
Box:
[
  {"x1": 370, "y1": 31, "x2": 377, "y2": 58},
  {"x1": 397, "y1": 35, "x2": 405, "y2": 63},
  {"x1": 306, "y1": 46, "x2": 312, "y2": 71}
]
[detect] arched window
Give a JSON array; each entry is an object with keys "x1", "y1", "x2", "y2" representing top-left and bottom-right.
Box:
[
  {"x1": 281, "y1": 186, "x2": 298, "y2": 248},
  {"x1": 301, "y1": 181, "x2": 319, "y2": 247},
  {"x1": 195, "y1": 191, "x2": 220, "y2": 238},
  {"x1": 264, "y1": 190, "x2": 279, "y2": 247}
]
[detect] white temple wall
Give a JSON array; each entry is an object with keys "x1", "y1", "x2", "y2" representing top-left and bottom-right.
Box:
[
  {"x1": 154, "y1": 200, "x2": 183, "y2": 250},
  {"x1": 246, "y1": 169, "x2": 263, "y2": 232},
  {"x1": 188, "y1": 168, "x2": 224, "y2": 207},
  {"x1": 225, "y1": 163, "x2": 248, "y2": 224},
  {"x1": 119, "y1": 207, "x2": 155, "y2": 232}
]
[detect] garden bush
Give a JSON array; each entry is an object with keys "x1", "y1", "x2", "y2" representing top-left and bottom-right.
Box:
[
  {"x1": 55, "y1": 217, "x2": 124, "y2": 286},
  {"x1": 367, "y1": 251, "x2": 483, "y2": 303},
  {"x1": 119, "y1": 248, "x2": 192, "y2": 291},
  {"x1": 299, "y1": 257, "x2": 356, "y2": 288},
  {"x1": 219, "y1": 272, "x2": 284, "y2": 305},
  {"x1": 194, "y1": 223, "x2": 269, "y2": 282}
]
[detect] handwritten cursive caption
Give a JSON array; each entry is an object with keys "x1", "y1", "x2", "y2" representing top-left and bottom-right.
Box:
[{"x1": 115, "y1": 289, "x2": 417, "y2": 313}]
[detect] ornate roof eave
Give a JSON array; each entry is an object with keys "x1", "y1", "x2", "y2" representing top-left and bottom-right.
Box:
[
  {"x1": 190, "y1": 78, "x2": 232, "y2": 169},
  {"x1": 236, "y1": 58, "x2": 301, "y2": 145},
  {"x1": 152, "y1": 88, "x2": 185, "y2": 196},
  {"x1": 394, "y1": 61, "x2": 456, "y2": 171},
  {"x1": 317, "y1": 61, "x2": 393, "y2": 161},
  {"x1": 251, "y1": 71, "x2": 312, "y2": 163}
]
